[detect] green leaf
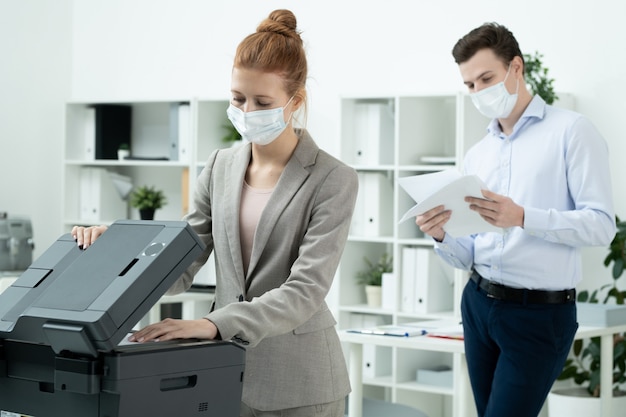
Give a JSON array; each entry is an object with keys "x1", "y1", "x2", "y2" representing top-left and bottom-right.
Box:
[
  {"x1": 557, "y1": 365, "x2": 578, "y2": 380},
  {"x1": 615, "y1": 341, "x2": 626, "y2": 361},
  {"x1": 587, "y1": 338, "x2": 601, "y2": 359},
  {"x1": 573, "y1": 339, "x2": 583, "y2": 356},
  {"x1": 613, "y1": 257, "x2": 624, "y2": 279},
  {"x1": 588, "y1": 369, "x2": 600, "y2": 396},
  {"x1": 574, "y1": 371, "x2": 589, "y2": 386}
]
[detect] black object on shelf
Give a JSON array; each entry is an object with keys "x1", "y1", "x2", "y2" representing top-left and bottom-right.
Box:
[
  {"x1": 124, "y1": 156, "x2": 169, "y2": 161},
  {"x1": 93, "y1": 104, "x2": 132, "y2": 160},
  {"x1": 190, "y1": 284, "x2": 216, "y2": 293}
]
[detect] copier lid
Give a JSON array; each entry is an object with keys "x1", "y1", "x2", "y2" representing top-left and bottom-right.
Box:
[{"x1": 0, "y1": 220, "x2": 205, "y2": 357}]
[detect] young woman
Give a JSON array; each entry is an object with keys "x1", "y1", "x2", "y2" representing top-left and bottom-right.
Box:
[{"x1": 73, "y1": 9, "x2": 357, "y2": 417}]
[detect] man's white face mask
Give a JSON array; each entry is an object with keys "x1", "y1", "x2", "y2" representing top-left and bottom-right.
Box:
[{"x1": 470, "y1": 64, "x2": 519, "y2": 119}]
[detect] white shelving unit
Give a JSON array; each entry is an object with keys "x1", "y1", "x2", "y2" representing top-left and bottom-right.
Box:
[
  {"x1": 62, "y1": 98, "x2": 231, "y2": 231},
  {"x1": 337, "y1": 93, "x2": 489, "y2": 417}
]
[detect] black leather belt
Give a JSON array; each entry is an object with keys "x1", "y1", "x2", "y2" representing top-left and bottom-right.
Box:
[{"x1": 470, "y1": 270, "x2": 575, "y2": 304}]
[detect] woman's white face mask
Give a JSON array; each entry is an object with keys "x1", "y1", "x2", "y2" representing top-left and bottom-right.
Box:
[
  {"x1": 470, "y1": 64, "x2": 519, "y2": 119},
  {"x1": 226, "y1": 97, "x2": 294, "y2": 145}
]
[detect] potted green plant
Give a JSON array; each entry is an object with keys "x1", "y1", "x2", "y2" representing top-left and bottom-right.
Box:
[
  {"x1": 356, "y1": 253, "x2": 392, "y2": 307},
  {"x1": 523, "y1": 51, "x2": 558, "y2": 105},
  {"x1": 129, "y1": 185, "x2": 167, "y2": 220},
  {"x1": 117, "y1": 143, "x2": 130, "y2": 160},
  {"x1": 549, "y1": 217, "x2": 626, "y2": 415}
]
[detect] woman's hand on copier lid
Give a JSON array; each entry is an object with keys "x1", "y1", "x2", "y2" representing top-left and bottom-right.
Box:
[
  {"x1": 71, "y1": 225, "x2": 108, "y2": 249},
  {"x1": 128, "y1": 318, "x2": 219, "y2": 343}
]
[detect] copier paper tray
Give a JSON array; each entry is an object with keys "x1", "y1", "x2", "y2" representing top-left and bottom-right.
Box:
[
  {"x1": 1, "y1": 338, "x2": 245, "y2": 417},
  {"x1": 0, "y1": 220, "x2": 246, "y2": 417}
]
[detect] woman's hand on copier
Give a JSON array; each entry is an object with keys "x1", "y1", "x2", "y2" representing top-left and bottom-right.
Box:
[
  {"x1": 128, "y1": 318, "x2": 219, "y2": 343},
  {"x1": 71, "y1": 225, "x2": 108, "y2": 249}
]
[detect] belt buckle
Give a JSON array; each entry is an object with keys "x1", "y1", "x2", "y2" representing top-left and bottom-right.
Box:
[{"x1": 485, "y1": 282, "x2": 499, "y2": 299}]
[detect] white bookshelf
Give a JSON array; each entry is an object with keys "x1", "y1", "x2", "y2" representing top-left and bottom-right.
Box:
[
  {"x1": 337, "y1": 93, "x2": 488, "y2": 417},
  {"x1": 61, "y1": 98, "x2": 231, "y2": 230}
]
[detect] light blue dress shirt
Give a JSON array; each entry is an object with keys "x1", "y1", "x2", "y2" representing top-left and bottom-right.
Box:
[{"x1": 435, "y1": 96, "x2": 616, "y2": 290}]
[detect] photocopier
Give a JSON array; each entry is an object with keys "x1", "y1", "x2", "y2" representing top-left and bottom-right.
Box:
[{"x1": 0, "y1": 220, "x2": 245, "y2": 417}]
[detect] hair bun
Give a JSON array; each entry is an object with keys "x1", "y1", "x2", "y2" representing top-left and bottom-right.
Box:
[
  {"x1": 257, "y1": 9, "x2": 300, "y2": 40},
  {"x1": 234, "y1": 8, "x2": 308, "y2": 102}
]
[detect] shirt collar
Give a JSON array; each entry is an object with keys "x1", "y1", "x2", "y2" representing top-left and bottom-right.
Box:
[{"x1": 487, "y1": 95, "x2": 546, "y2": 140}]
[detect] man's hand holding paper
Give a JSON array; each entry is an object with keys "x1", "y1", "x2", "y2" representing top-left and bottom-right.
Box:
[
  {"x1": 398, "y1": 169, "x2": 503, "y2": 237},
  {"x1": 465, "y1": 188, "x2": 525, "y2": 230}
]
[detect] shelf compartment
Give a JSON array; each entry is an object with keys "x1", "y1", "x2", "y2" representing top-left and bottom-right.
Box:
[
  {"x1": 340, "y1": 97, "x2": 395, "y2": 166},
  {"x1": 395, "y1": 380, "x2": 454, "y2": 395},
  {"x1": 396, "y1": 96, "x2": 456, "y2": 167}
]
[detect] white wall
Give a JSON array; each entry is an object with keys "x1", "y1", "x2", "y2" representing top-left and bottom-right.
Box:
[
  {"x1": 2, "y1": 0, "x2": 625, "y2": 290},
  {"x1": 0, "y1": 0, "x2": 72, "y2": 257}
]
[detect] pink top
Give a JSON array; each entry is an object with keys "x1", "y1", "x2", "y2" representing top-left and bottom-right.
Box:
[{"x1": 239, "y1": 181, "x2": 274, "y2": 275}]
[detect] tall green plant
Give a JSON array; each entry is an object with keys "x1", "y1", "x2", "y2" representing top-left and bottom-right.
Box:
[
  {"x1": 523, "y1": 51, "x2": 558, "y2": 105},
  {"x1": 558, "y1": 216, "x2": 626, "y2": 396}
]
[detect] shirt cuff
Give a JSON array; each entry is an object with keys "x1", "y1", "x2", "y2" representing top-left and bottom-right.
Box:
[{"x1": 522, "y1": 206, "x2": 549, "y2": 236}]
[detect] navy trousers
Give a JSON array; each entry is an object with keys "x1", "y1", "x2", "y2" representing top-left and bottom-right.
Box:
[{"x1": 461, "y1": 278, "x2": 578, "y2": 417}]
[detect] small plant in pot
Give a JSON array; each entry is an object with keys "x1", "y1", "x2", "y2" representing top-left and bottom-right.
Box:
[
  {"x1": 356, "y1": 253, "x2": 392, "y2": 308},
  {"x1": 117, "y1": 143, "x2": 130, "y2": 160},
  {"x1": 550, "y1": 216, "x2": 626, "y2": 415},
  {"x1": 129, "y1": 185, "x2": 167, "y2": 220}
]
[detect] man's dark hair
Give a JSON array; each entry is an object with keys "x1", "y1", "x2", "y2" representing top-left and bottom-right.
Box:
[{"x1": 452, "y1": 22, "x2": 524, "y2": 68}]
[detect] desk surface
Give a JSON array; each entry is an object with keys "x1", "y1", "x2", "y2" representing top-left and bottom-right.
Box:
[
  {"x1": 340, "y1": 330, "x2": 465, "y2": 352},
  {"x1": 575, "y1": 324, "x2": 626, "y2": 338},
  {"x1": 340, "y1": 322, "x2": 626, "y2": 349}
]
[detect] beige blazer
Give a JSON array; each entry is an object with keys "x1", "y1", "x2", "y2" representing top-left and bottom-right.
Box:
[{"x1": 168, "y1": 130, "x2": 357, "y2": 411}]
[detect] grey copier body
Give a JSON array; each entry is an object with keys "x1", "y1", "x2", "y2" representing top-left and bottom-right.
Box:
[{"x1": 0, "y1": 220, "x2": 245, "y2": 417}]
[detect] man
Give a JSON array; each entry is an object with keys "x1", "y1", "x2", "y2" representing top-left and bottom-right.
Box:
[{"x1": 416, "y1": 23, "x2": 615, "y2": 417}]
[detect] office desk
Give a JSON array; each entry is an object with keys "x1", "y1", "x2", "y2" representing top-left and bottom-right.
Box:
[
  {"x1": 340, "y1": 331, "x2": 470, "y2": 417},
  {"x1": 340, "y1": 323, "x2": 626, "y2": 417}
]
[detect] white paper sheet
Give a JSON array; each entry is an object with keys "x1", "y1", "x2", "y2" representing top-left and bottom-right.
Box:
[
  {"x1": 117, "y1": 332, "x2": 141, "y2": 346},
  {"x1": 398, "y1": 169, "x2": 502, "y2": 237}
]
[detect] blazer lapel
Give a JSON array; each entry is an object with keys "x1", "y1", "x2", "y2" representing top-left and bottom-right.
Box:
[{"x1": 224, "y1": 144, "x2": 252, "y2": 284}]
